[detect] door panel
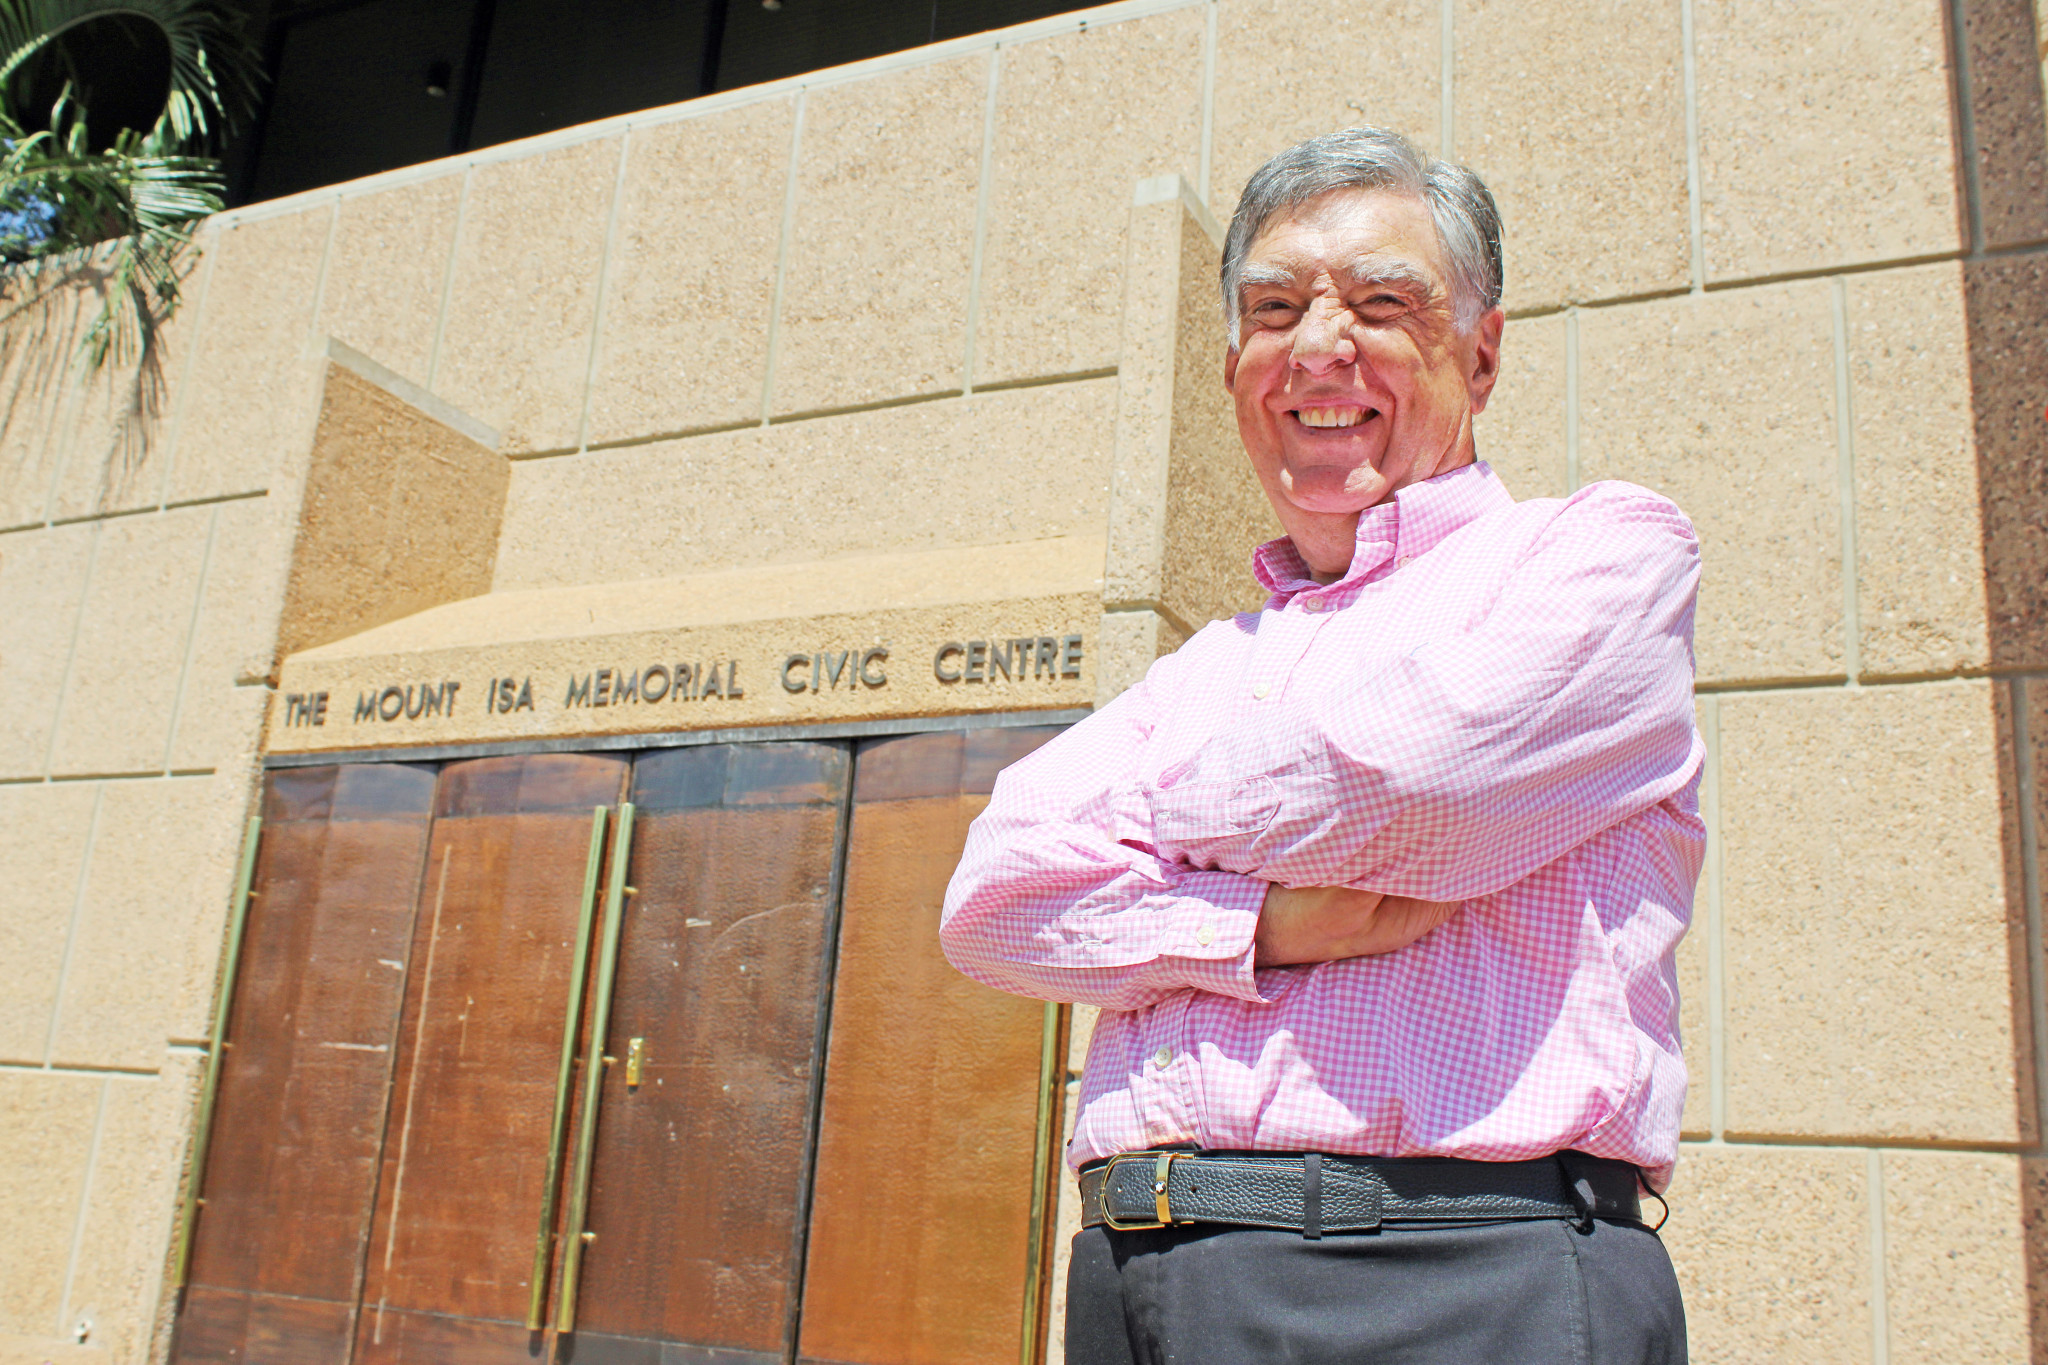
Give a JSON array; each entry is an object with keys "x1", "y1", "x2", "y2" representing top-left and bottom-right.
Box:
[
  {"x1": 175, "y1": 763, "x2": 438, "y2": 1365},
  {"x1": 797, "y1": 727, "x2": 1064, "y2": 1365},
  {"x1": 568, "y1": 743, "x2": 850, "y2": 1361},
  {"x1": 354, "y1": 753, "x2": 629, "y2": 1363}
]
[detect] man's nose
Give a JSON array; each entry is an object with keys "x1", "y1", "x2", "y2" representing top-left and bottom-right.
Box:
[{"x1": 1290, "y1": 298, "x2": 1355, "y2": 374}]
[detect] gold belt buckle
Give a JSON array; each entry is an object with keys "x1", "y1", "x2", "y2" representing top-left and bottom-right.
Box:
[{"x1": 1100, "y1": 1152, "x2": 1186, "y2": 1231}]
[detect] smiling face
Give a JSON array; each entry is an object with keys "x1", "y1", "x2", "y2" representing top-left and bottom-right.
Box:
[{"x1": 1224, "y1": 187, "x2": 1503, "y2": 578}]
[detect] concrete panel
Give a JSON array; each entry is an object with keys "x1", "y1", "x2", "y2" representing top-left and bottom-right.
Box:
[
  {"x1": 1720, "y1": 683, "x2": 2022, "y2": 1143},
  {"x1": 585, "y1": 100, "x2": 795, "y2": 446},
  {"x1": 1578, "y1": 283, "x2": 1842, "y2": 685},
  {"x1": 1663, "y1": 1143, "x2": 1872, "y2": 1365},
  {"x1": 50, "y1": 775, "x2": 244, "y2": 1070},
  {"x1": 0, "y1": 523, "x2": 94, "y2": 778},
  {"x1": 1694, "y1": 0, "x2": 1961, "y2": 282},
  {"x1": 0, "y1": 1071, "x2": 100, "y2": 1337},
  {"x1": 1965, "y1": 254, "x2": 2048, "y2": 671},
  {"x1": 166, "y1": 496, "x2": 292, "y2": 773},
  {"x1": 1480, "y1": 312, "x2": 1567, "y2": 502},
  {"x1": 435, "y1": 139, "x2": 620, "y2": 454},
  {"x1": 164, "y1": 210, "x2": 331, "y2": 505},
  {"x1": 320, "y1": 175, "x2": 463, "y2": 386},
  {"x1": 772, "y1": 55, "x2": 989, "y2": 416},
  {"x1": 1093, "y1": 608, "x2": 1191, "y2": 709},
  {"x1": 1454, "y1": 0, "x2": 1690, "y2": 310},
  {"x1": 274, "y1": 363, "x2": 506, "y2": 663},
  {"x1": 64, "y1": 1059, "x2": 202, "y2": 1365},
  {"x1": 1846, "y1": 264, "x2": 1987, "y2": 678},
  {"x1": 0, "y1": 783, "x2": 96, "y2": 1063},
  {"x1": 45, "y1": 508, "x2": 211, "y2": 778},
  {"x1": 974, "y1": 11, "x2": 1205, "y2": 388},
  {"x1": 495, "y1": 377, "x2": 1117, "y2": 591},
  {"x1": 1209, "y1": 0, "x2": 1438, "y2": 225},
  {"x1": 1882, "y1": 1150, "x2": 2028, "y2": 1363},
  {"x1": 0, "y1": 279, "x2": 97, "y2": 529},
  {"x1": 1959, "y1": 0, "x2": 2048, "y2": 250}
]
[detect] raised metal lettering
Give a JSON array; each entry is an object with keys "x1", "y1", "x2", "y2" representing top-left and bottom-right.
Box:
[
  {"x1": 1061, "y1": 635, "x2": 1083, "y2": 678},
  {"x1": 782, "y1": 655, "x2": 809, "y2": 693},
  {"x1": 355, "y1": 693, "x2": 377, "y2": 723},
  {"x1": 1035, "y1": 637, "x2": 1057, "y2": 678},
  {"x1": 594, "y1": 669, "x2": 613, "y2": 707},
  {"x1": 965, "y1": 641, "x2": 986, "y2": 682},
  {"x1": 514, "y1": 678, "x2": 534, "y2": 711},
  {"x1": 934, "y1": 643, "x2": 964, "y2": 682},
  {"x1": 379, "y1": 686, "x2": 405, "y2": 721},
  {"x1": 860, "y1": 646, "x2": 888, "y2": 687},
  {"x1": 565, "y1": 674, "x2": 593, "y2": 707},
  {"x1": 613, "y1": 669, "x2": 638, "y2": 704},
  {"x1": 989, "y1": 640, "x2": 1012, "y2": 681},
  {"x1": 642, "y1": 665, "x2": 670, "y2": 702},
  {"x1": 310, "y1": 692, "x2": 329, "y2": 726}
]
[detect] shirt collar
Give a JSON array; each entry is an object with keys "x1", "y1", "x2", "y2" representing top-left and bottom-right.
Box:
[{"x1": 1252, "y1": 460, "x2": 1514, "y2": 601}]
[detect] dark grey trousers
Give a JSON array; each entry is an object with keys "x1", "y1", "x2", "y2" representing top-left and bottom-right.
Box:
[{"x1": 1066, "y1": 1217, "x2": 1687, "y2": 1365}]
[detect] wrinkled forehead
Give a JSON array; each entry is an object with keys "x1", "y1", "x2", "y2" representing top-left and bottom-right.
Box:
[{"x1": 1241, "y1": 187, "x2": 1447, "y2": 289}]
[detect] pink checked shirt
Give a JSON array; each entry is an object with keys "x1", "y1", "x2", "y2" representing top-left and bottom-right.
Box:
[{"x1": 940, "y1": 461, "x2": 1704, "y2": 1187}]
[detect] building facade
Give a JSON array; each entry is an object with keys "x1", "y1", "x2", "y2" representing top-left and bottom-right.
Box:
[{"x1": 2, "y1": 0, "x2": 2046, "y2": 1360}]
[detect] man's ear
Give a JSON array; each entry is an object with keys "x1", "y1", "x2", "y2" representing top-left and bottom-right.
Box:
[
  {"x1": 1223, "y1": 344, "x2": 1240, "y2": 390},
  {"x1": 1464, "y1": 306, "x2": 1505, "y2": 415}
]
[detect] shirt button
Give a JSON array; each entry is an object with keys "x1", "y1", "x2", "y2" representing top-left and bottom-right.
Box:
[
  {"x1": 1397, "y1": 555, "x2": 1413, "y2": 568},
  {"x1": 1252, "y1": 682, "x2": 1271, "y2": 700},
  {"x1": 1153, "y1": 1047, "x2": 1173, "y2": 1068},
  {"x1": 1301, "y1": 596, "x2": 1324, "y2": 612},
  {"x1": 1195, "y1": 923, "x2": 1215, "y2": 946}
]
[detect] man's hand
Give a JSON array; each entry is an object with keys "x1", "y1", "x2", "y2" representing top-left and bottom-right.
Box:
[{"x1": 1254, "y1": 884, "x2": 1461, "y2": 966}]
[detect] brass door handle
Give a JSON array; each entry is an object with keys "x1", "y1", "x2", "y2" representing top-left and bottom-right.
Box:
[
  {"x1": 525, "y1": 806, "x2": 609, "y2": 1331},
  {"x1": 555, "y1": 801, "x2": 637, "y2": 1333},
  {"x1": 625, "y1": 1038, "x2": 646, "y2": 1089}
]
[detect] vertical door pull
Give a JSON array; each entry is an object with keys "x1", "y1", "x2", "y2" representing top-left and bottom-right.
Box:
[
  {"x1": 1018, "y1": 1001, "x2": 1069, "y2": 1365},
  {"x1": 555, "y1": 801, "x2": 637, "y2": 1333},
  {"x1": 624, "y1": 1038, "x2": 646, "y2": 1088},
  {"x1": 525, "y1": 807, "x2": 610, "y2": 1331},
  {"x1": 172, "y1": 814, "x2": 264, "y2": 1291}
]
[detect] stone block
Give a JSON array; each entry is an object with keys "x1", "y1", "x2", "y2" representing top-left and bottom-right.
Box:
[
  {"x1": 50, "y1": 775, "x2": 246, "y2": 1070},
  {"x1": 494, "y1": 377, "x2": 1117, "y2": 592},
  {"x1": 1960, "y1": 0, "x2": 2048, "y2": 250},
  {"x1": 0, "y1": 1071, "x2": 100, "y2": 1337},
  {"x1": 166, "y1": 496, "x2": 292, "y2": 772},
  {"x1": 435, "y1": 138, "x2": 620, "y2": 454},
  {"x1": 1964, "y1": 253, "x2": 2048, "y2": 671},
  {"x1": 65, "y1": 1059, "x2": 202, "y2": 1365},
  {"x1": 973, "y1": 11, "x2": 1205, "y2": 389},
  {"x1": 771, "y1": 55, "x2": 989, "y2": 416},
  {"x1": 1845, "y1": 264, "x2": 1987, "y2": 678},
  {"x1": 1882, "y1": 1150, "x2": 2027, "y2": 1362},
  {"x1": 1662, "y1": 1143, "x2": 1872, "y2": 1365},
  {"x1": 1481, "y1": 313, "x2": 1567, "y2": 502},
  {"x1": 585, "y1": 100, "x2": 794, "y2": 446},
  {"x1": 1453, "y1": 0, "x2": 1690, "y2": 310},
  {"x1": 46, "y1": 508, "x2": 212, "y2": 778},
  {"x1": 0, "y1": 783, "x2": 97, "y2": 1063},
  {"x1": 0, "y1": 523, "x2": 94, "y2": 778},
  {"x1": 1694, "y1": 0, "x2": 1961, "y2": 282},
  {"x1": 1104, "y1": 193, "x2": 1275, "y2": 637},
  {"x1": 274, "y1": 362, "x2": 505, "y2": 663},
  {"x1": 164, "y1": 210, "x2": 332, "y2": 505},
  {"x1": 1092, "y1": 609, "x2": 1189, "y2": 709},
  {"x1": 1719, "y1": 682, "x2": 2022, "y2": 1142},
  {"x1": 1209, "y1": 0, "x2": 1438, "y2": 226},
  {"x1": 320, "y1": 175, "x2": 463, "y2": 387},
  {"x1": 1577, "y1": 282, "x2": 1842, "y2": 684}
]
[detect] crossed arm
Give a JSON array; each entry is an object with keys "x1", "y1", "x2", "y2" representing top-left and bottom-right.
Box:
[{"x1": 938, "y1": 488, "x2": 1703, "y2": 1009}]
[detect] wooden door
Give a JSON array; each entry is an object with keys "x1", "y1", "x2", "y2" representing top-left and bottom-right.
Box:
[
  {"x1": 796, "y1": 727, "x2": 1066, "y2": 1365},
  {"x1": 352, "y1": 753, "x2": 629, "y2": 1363},
  {"x1": 176, "y1": 763, "x2": 439, "y2": 1365},
  {"x1": 564, "y1": 741, "x2": 852, "y2": 1365}
]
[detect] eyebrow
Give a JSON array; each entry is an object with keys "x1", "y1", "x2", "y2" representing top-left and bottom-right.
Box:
[{"x1": 1236, "y1": 257, "x2": 1438, "y2": 298}]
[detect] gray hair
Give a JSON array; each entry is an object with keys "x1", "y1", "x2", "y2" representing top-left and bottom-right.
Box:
[{"x1": 1220, "y1": 126, "x2": 1503, "y2": 347}]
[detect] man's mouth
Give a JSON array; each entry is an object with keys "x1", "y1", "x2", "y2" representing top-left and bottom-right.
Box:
[{"x1": 1293, "y1": 406, "x2": 1374, "y2": 429}]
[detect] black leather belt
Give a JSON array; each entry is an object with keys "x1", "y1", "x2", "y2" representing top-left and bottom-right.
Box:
[{"x1": 1080, "y1": 1150, "x2": 1643, "y2": 1237}]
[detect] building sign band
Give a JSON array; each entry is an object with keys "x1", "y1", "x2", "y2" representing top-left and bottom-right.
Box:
[{"x1": 277, "y1": 632, "x2": 1087, "y2": 735}]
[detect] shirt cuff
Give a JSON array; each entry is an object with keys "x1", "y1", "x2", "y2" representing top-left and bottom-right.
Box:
[{"x1": 1153, "y1": 868, "x2": 1268, "y2": 1003}]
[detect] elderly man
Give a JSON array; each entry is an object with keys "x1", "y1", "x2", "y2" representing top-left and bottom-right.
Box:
[{"x1": 941, "y1": 126, "x2": 1702, "y2": 1363}]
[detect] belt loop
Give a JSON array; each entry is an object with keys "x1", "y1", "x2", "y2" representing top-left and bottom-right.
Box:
[
  {"x1": 1302, "y1": 1152, "x2": 1323, "y2": 1240},
  {"x1": 1555, "y1": 1153, "x2": 1596, "y2": 1233}
]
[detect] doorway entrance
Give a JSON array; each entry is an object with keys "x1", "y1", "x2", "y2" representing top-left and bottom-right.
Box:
[{"x1": 173, "y1": 724, "x2": 1067, "y2": 1365}]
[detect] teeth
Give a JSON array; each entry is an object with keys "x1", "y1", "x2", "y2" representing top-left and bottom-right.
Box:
[{"x1": 1297, "y1": 407, "x2": 1367, "y2": 428}]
